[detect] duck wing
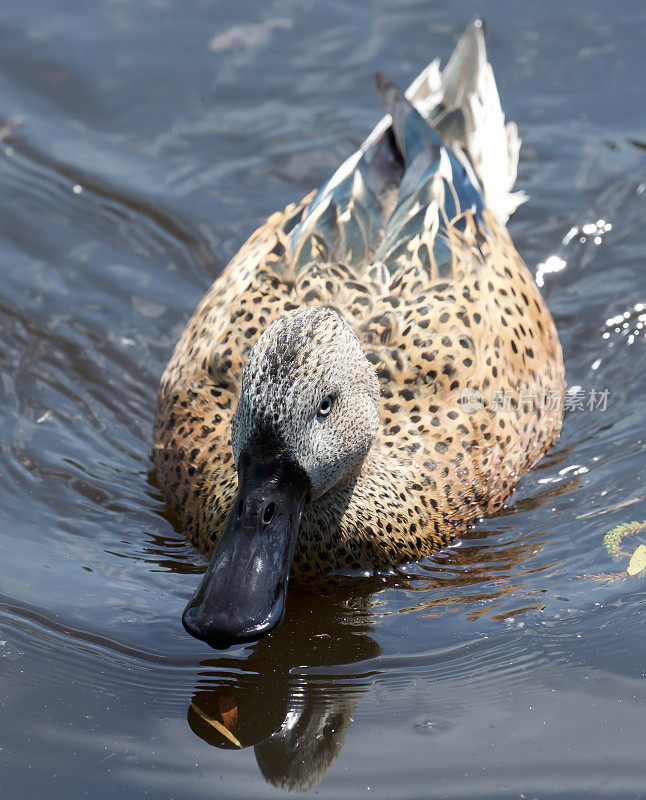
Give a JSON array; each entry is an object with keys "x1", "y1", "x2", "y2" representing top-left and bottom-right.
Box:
[{"x1": 285, "y1": 20, "x2": 523, "y2": 280}]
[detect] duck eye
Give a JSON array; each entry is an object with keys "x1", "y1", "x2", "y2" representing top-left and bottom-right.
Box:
[{"x1": 317, "y1": 395, "x2": 333, "y2": 417}]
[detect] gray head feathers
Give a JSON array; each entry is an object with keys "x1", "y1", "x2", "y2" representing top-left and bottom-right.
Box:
[{"x1": 232, "y1": 307, "x2": 380, "y2": 499}]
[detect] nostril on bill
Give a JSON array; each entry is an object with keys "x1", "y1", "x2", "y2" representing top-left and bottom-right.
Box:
[{"x1": 262, "y1": 500, "x2": 276, "y2": 525}]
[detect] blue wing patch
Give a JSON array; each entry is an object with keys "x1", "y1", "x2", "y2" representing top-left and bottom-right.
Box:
[{"x1": 289, "y1": 72, "x2": 484, "y2": 276}]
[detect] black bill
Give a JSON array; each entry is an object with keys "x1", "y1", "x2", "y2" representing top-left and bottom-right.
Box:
[{"x1": 182, "y1": 452, "x2": 310, "y2": 648}]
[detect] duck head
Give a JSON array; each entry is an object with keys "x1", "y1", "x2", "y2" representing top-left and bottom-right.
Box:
[{"x1": 182, "y1": 307, "x2": 380, "y2": 647}]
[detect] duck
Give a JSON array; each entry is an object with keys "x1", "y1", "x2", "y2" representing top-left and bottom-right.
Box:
[{"x1": 153, "y1": 20, "x2": 565, "y2": 648}]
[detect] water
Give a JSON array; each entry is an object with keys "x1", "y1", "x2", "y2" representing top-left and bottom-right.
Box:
[{"x1": 0, "y1": 1, "x2": 644, "y2": 797}]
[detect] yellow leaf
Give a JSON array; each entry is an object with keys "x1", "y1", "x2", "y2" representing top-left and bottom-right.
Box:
[
  {"x1": 627, "y1": 545, "x2": 646, "y2": 576},
  {"x1": 190, "y1": 703, "x2": 242, "y2": 748}
]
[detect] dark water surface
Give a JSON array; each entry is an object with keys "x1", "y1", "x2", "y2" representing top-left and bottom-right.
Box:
[{"x1": 0, "y1": 1, "x2": 645, "y2": 798}]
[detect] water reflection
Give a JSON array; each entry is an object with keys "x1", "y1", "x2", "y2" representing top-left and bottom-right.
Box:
[
  {"x1": 182, "y1": 495, "x2": 567, "y2": 791},
  {"x1": 188, "y1": 588, "x2": 380, "y2": 791}
]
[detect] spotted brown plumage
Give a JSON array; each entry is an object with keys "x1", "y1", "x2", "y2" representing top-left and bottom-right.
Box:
[{"x1": 154, "y1": 22, "x2": 564, "y2": 596}]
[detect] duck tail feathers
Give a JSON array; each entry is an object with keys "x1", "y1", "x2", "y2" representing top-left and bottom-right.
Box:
[
  {"x1": 419, "y1": 19, "x2": 525, "y2": 225},
  {"x1": 288, "y1": 21, "x2": 523, "y2": 273}
]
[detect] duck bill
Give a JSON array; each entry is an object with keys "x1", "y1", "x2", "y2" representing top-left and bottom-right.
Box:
[{"x1": 182, "y1": 452, "x2": 310, "y2": 648}]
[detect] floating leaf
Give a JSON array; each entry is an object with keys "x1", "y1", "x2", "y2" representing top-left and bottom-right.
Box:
[
  {"x1": 217, "y1": 696, "x2": 238, "y2": 730},
  {"x1": 602, "y1": 520, "x2": 646, "y2": 557},
  {"x1": 627, "y1": 545, "x2": 646, "y2": 576},
  {"x1": 190, "y1": 702, "x2": 242, "y2": 748}
]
